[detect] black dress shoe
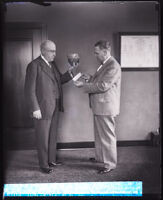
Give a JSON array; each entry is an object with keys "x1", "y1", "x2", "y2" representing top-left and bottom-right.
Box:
[
  {"x1": 40, "y1": 168, "x2": 53, "y2": 174},
  {"x1": 97, "y1": 168, "x2": 114, "y2": 174},
  {"x1": 89, "y1": 157, "x2": 96, "y2": 162},
  {"x1": 49, "y1": 162, "x2": 62, "y2": 167}
]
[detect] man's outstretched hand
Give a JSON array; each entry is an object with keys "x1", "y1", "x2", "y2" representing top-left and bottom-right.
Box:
[{"x1": 73, "y1": 80, "x2": 84, "y2": 87}]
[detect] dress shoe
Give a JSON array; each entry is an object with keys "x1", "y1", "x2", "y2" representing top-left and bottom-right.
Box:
[
  {"x1": 49, "y1": 162, "x2": 62, "y2": 167},
  {"x1": 97, "y1": 167, "x2": 114, "y2": 174},
  {"x1": 89, "y1": 157, "x2": 96, "y2": 162},
  {"x1": 40, "y1": 167, "x2": 53, "y2": 174}
]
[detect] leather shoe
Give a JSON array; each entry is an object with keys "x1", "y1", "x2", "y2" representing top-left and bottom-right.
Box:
[
  {"x1": 49, "y1": 162, "x2": 62, "y2": 167},
  {"x1": 98, "y1": 168, "x2": 114, "y2": 174},
  {"x1": 89, "y1": 157, "x2": 96, "y2": 162},
  {"x1": 40, "y1": 167, "x2": 53, "y2": 174}
]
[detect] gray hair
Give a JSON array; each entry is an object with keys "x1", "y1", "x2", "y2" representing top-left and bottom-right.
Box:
[{"x1": 94, "y1": 40, "x2": 111, "y2": 50}]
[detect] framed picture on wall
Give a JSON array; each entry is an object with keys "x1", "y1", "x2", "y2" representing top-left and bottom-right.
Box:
[{"x1": 120, "y1": 33, "x2": 159, "y2": 70}]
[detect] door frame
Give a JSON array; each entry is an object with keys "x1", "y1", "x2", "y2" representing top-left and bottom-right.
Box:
[
  {"x1": 3, "y1": 22, "x2": 47, "y2": 150},
  {"x1": 5, "y1": 22, "x2": 47, "y2": 59}
]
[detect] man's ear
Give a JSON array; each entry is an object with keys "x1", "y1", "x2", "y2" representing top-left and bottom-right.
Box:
[{"x1": 103, "y1": 49, "x2": 108, "y2": 56}]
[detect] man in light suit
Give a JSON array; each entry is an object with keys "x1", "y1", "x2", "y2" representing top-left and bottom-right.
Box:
[
  {"x1": 74, "y1": 40, "x2": 121, "y2": 174},
  {"x1": 25, "y1": 40, "x2": 75, "y2": 174}
]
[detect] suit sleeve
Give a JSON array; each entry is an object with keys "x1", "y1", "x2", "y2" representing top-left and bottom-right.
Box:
[
  {"x1": 53, "y1": 61, "x2": 72, "y2": 84},
  {"x1": 24, "y1": 62, "x2": 40, "y2": 113},
  {"x1": 83, "y1": 64, "x2": 120, "y2": 94},
  {"x1": 60, "y1": 71, "x2": 72, "y2": 84}
]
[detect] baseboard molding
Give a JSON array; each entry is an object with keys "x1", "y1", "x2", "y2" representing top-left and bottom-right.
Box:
[
  {"x1": 57, "y1": 140, "x2": 152, "y2": 149},
  {"x1": 117, "y1": 140, "x2": 152, "y2": 146},
  {"x1": 6, "y1": 140, "x2": 152, "y2": 150},
  {"x1": 5, "y1": 128, "x2": 154, "y2": 150}
]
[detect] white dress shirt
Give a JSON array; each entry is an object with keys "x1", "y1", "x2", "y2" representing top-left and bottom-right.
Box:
[{"x1": 41, "y1": 54, "x2": 51, "y2": 67}]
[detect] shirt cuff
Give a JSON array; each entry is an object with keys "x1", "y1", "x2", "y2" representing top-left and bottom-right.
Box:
[{"x1": 68, "y1": 70, "x2": 74, "y2": 78}]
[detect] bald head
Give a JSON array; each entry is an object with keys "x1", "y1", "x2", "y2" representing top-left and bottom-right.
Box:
[{"x1": 40, "y1": 40, "x2": 56, "y2": 62}]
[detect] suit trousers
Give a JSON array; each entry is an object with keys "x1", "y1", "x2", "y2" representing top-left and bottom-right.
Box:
[
  {"x1": 94, "y1": 115, "x2": 117, "y2": 169},
  {"x1": 34, "y1": 101, "x2": 59, "y2": 168}
]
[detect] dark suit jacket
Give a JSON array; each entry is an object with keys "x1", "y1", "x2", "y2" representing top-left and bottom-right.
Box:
[
  {"x1": 83, "y1": 56, "x2": 121, "y2": 116},
  {"x1": 25, "y1": 56, "x2": 71, "y2": 119}
]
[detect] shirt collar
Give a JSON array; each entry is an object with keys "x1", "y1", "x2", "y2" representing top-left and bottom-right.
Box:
[
  {"x1": 97, "y1": 56, "x2": 111, "y2": 72},
  {"x1": 41, "y1": 54, "x2": 51, "y2": 67},
  {"x1": 103, "y1": 55, "x2": 111, "y2": 65}
]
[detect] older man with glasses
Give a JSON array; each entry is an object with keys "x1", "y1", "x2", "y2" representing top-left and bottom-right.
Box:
[{"x1": 25, "y1": 40, "x2": 76, "y2": 174}]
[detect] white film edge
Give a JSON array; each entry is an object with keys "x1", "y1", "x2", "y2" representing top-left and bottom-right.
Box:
[{"x1": 72, "y1": 72, "x2": 82, "y2": 81}]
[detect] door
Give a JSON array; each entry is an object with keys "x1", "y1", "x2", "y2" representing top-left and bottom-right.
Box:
[{"x1": 3, "y1": 22, "x2": 47, "y2": 149}]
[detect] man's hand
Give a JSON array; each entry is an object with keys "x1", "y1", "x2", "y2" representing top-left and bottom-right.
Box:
[
  {"x1": 81, "y1": 73, "x2": 91, "y2": 82},
  {"x1": 68, "y1": 64, "x2": 79, "y2": 77},
  {"x1": 72, "y1": 62, "x2": 79, "y2": 68},
  {"x1": 73, "y1": 80, "x2": 84, "y2": 87},
  {"x1": 33, "y1": 110, "x2": 42, "y2": 119}
]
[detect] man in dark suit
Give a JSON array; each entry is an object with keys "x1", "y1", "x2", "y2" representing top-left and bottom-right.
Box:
[
  {"x1": 75, "y1": 40, "x2": 121, "y2": 174},
  {"x1": 25, "y1": 40, "x2": 75, "y2": 174}
]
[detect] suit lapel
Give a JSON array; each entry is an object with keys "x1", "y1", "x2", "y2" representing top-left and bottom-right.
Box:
[
  {"x1": 91, "y1": 57, "x2": 113, "y2": 81},
  {"x1": 38, "y1": 56, "x2": 55, "y2": 82},
  {"x1": 51, "y1": 62, "x2": 61, "y2": 82}
]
